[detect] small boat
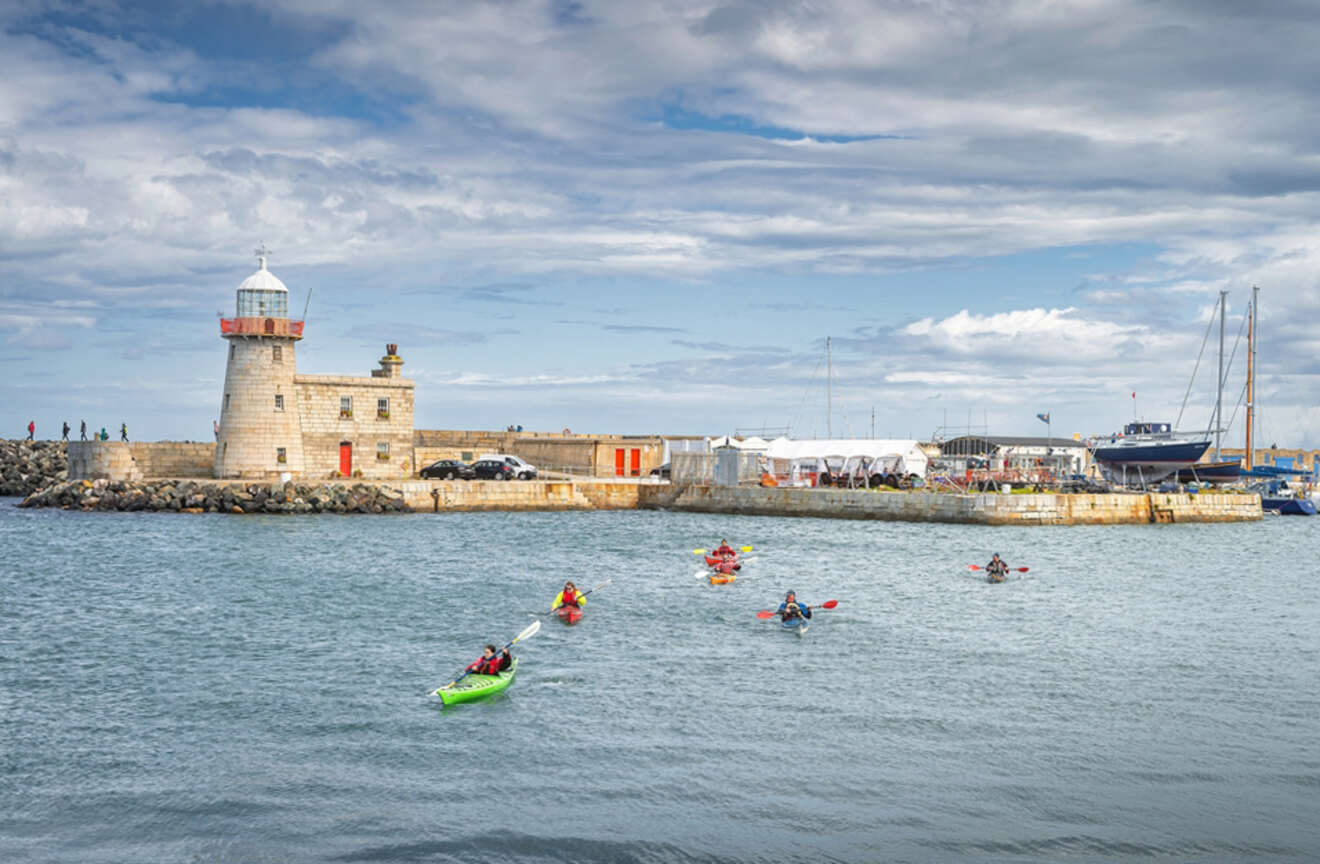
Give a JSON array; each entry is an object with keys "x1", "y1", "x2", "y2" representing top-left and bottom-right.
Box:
[
  {"x1": 704, "y1": 555, "x2": 740, "y2": 569},
  {"x1": 435, "y1": 658, "x2": 518, "y2": 706},
  {"x1": 1261, "y1": 496, "x2": 1317, "y2": 516},
  {"x1": 1175, "y1": 460, "x2": 1242, "y2": 484},
  {"x1": 555, "y1": 604, "x2": 583, "y2": 625},
  {"x1": 709, "y1": 573, "x2": 737, "y2": 585},
  {"x1": 780, "y1": 616, "x2": 809, "y2": 637}
]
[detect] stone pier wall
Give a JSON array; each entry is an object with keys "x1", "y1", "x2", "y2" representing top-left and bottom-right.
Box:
[
  {"x1": 398, "y1": 478, "x2": 642, "y2": 511},
  {"x1": 640, "y1": 485, "x2": 1262, "y2": 525},
  {"x1": 68, "y1": 441, "x2": 216, "y2": 481}
]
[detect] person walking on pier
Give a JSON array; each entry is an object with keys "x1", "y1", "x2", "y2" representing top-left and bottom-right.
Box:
[
  {"x1": 80, "y1": 420, "x2": 87, "y2": 441},
  {"x1": 26, "y1": 420, "x2": 35, "y2": 441},
  {"x1": 61, "y1": 421, "x2": 70, "y2": 441},
  {"x1": 120, "y1": 423, "x2": 129, "y2": 443}
]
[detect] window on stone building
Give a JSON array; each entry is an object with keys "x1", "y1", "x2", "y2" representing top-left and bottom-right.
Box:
[
  {"x1": 224, "y1": 393, "x2": 230, "y2": 412},
  {"x1": 276, "y1": 447, "x2": 287, "y2": 464},
  {"x1": 275, "y1": 394, "x2": 284, "y2": 411},
  {"x1": 377, "y1": 442, "x2": 390, "y2": 460},
  {"x1": 340, "y1": 396, "x2": 353, "y2": 419},
  {"x1": 272, "y1": 345, "x2": 282, "y2": 363},
  {"x1": 377, "y1": 397, "x2": 389, "y2": 419}
]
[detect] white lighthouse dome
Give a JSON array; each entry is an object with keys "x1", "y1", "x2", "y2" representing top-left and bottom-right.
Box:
[{"x1": 237, "y1": 256, "x2": 288, "y2": 293}]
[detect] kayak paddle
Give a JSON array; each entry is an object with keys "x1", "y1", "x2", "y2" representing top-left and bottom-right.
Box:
[
  {"x1": 968, "y1": 565, "x2": 1029, "y2": 572},
  {"x1": 756, "y1": 599, "x2": 838, "y2": 619},
  {"x1": 432, "y1": 619, "x2": 541, "y2": 695},
  {"x1": 692, "y1": 545, "x2": 754, "y2": 555},
  {"x1": 548, "y1": 578, "x2": 612, "y2": 612}
]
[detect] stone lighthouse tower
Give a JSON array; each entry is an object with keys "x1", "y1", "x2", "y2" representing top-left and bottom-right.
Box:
[{"x1": 214, "y1": 248, "x2": 307, "y2": 478}]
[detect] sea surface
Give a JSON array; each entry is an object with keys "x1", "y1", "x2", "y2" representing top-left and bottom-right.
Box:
[{"x1": 2, "y1": 500, "x2": 1318, "y2": 863}]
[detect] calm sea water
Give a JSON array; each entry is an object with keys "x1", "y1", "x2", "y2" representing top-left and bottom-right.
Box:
[{"x1": 2, "y1": 499, "x2": 1318, "y2": 863}]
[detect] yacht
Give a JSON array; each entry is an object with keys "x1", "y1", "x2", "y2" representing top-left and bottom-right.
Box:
[{"x1": 1090, "y1": 422, "x2": 1211, "y2": 485}]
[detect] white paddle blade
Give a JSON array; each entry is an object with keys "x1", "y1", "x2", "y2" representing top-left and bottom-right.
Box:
[
  {"x1": 694, "y1": 570, "x2": 710, "y2": 578},
  {"x1": 515, "y1": 619, "x2": 541, "y2": 643},
  {"x1": 590, "y1": 578, "x2": 613, "y2": 592}
]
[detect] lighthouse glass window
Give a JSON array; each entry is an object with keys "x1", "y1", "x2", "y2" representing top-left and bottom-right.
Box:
[{"x1": 237, "y1": 290, "x2": 288, "y2": 318}]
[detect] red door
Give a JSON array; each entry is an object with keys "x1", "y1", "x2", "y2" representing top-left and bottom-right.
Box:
[
  {"x1": 614, "y1": 449, "x2": 625, "y2": 476},
  {"x1": 339, "y1": 442, "x2": 352, "y2": 475},
  {"x1": 630, "y1": 448, "x2": 640, "y2": 476}
]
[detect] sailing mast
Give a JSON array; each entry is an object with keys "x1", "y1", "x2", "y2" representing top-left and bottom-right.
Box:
[
  {"x1": 1246, "y1": 286, "x2": 1257, "y2": 470},
  {"x1": 826, "y1": 336, "x2": 833, "y2": 439},
  {"x1": 1216, "y1": 290, "x2": 1225, "y2": 461}
]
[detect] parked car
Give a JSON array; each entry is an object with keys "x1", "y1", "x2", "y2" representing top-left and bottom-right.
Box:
[
  {"x1": 470, "y1": 459, "x2": 515, "y2": 480},
  {"x1": 478, "y1": 453, "x2": 539, "y2": 480},
  {"x1": 650, "y1": 462, "x2": 671, "y2": 478},
  {"x1": 420, "y1": 459, "x2": 472, "y2": 480}
]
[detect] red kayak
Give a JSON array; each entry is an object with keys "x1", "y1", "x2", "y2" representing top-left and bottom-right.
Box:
[
  {"x1": 555, "y1": 605, "x2": 583, "y2": 625},
  {"x1": 704, "y1": 555, "x2": 741, "y2": 569}
]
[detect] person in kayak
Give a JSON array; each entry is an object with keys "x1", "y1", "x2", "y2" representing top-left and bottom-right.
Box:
[
  {"x1": 713, "y1": 559, "x2": 738, "y2": 578},
  {"x1": 714, "y1": 539, "x2": 736, "y2": 559},
  {"x1": 467, "y1": 644, "x2": 512, "y2": 676},
  {"x1": 551, "y1": 580, "x2": 587, "y2": 612},
  {"x1": 777, "y1": 590, "x2": 812, "y2": 622},
  {"x1": 986, "y1": 553, "x2": 1009, "y2": 583}
]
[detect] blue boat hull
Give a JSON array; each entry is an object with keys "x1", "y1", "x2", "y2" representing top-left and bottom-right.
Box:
[
  {"x1": 1262, "y1": 497, "x2": 1317, "y2": 516},
  {"x1": 1176, "y1": 460, "x2": 1241, "y2": 484},
  {"x1": 1092, "y1": 439, "x2": 1211, "y2": 483}
]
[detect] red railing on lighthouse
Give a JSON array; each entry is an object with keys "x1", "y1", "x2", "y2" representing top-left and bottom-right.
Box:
[{"x1": 220, "y1": 318, "x2": 305, "y2": 337}]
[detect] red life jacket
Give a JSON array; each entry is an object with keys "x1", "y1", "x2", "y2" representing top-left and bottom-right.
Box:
[
  {"x1": 471, "y1": 654, "x2": 502, "y2": 675},
  {"x1": 562, "y1": 588, "x2": 579, "y2": 607},
  {"x1": 716, "y1": 545, "x2": 734, "y2": 557}
]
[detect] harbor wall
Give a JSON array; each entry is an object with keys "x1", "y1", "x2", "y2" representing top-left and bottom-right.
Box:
[
  {"x1": 399, "y1": 478, "x2": 643, "y2": 511},
  {"x1": 639, "y1": 485, "x2": 1262, "y2": 525},
  {"x1": 68, "y1": 441, "x2": 216, "y2": 481}
]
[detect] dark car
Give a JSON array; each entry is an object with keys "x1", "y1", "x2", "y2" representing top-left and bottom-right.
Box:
[
  {"x1": 470, "y1": 459, "x2": 515, "y2": 480},
  {"x1": 650, "y1": 462, "x2": 671, "y2": 479},
  {"x1": 420, "y1": 459, "x2": 472, "y2": 480}
]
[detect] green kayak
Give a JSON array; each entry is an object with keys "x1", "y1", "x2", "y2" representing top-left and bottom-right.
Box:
[{"x1": 435, "y1": 658, "x2": 518, "y2": 706}]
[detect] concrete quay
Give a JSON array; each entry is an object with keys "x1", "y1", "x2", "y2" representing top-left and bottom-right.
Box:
[{"x1": 639, "y1": 484, "x2": 1262, "y2": 525}]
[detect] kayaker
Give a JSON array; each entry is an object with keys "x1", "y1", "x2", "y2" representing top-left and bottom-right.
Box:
[
  {"x1": 466, "y1": 644, "x2": 512, "y2": 676},
  {"x1": 777, "y1": 590, "x2": 812, "y2": 622},
  {"x1": 551, "y1": 580, "x2": 586, "y2": 611},
  {"x1": 713, "y1": 559, "x2": 738, "y2": 577},
  {"x1": 714, "y1": 539, "x2": 736, "y2": 559},
  {"x1": 986, "y1": 553, "x2": 1009, "y2": 583}
]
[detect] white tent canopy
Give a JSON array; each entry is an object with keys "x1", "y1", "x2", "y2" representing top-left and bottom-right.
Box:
[
  {"x1": 765, "y1": 438, "x2": 929, "y2": 477},
  {"x1": 711, "y1": 435, "x2": 770, "y2": 451}
]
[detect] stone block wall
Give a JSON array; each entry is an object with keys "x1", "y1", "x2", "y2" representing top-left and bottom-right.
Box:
[
  {"x1": 128, "y1": 443, "x2": 216, "y2": 477},
  {"x1": 641, "y1": 485, "x2": 1262, "y2": 525},
  {"x1": 68, "y1": 441, "x2": 142, "y2": 481},
  {"x1": 296, "y1": 373, "x2": 415, "y2": 479}
]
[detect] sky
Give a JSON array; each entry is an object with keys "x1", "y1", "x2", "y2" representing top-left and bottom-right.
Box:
[{"x1": 3, "y1": 0, "x2": 1320, "y2": 446}]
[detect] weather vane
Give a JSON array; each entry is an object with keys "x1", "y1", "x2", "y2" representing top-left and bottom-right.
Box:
[{"x1": 254, "y1": 242, "x2": 273, "y2": 264}]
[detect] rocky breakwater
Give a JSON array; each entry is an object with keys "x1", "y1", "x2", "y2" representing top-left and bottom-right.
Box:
[
  {"x1": 0, "y1": 439, "x2": 67, "y2": 496},
  {"x1": 20, "y1": 479, "x2": 411, "y2": 514}
]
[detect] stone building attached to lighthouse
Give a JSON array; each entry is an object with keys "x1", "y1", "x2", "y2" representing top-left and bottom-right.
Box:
[{"x1": 215, "y1": 254, "x2": 415, "y2": 480}]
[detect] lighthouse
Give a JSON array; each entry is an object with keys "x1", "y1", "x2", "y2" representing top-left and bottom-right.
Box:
[{"x1": 214, "y1": 247, "x2": 307, "y2": 478}]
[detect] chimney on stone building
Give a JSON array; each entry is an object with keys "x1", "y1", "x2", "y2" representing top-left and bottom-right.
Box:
[{"x1": 373, "y1": 343, "x2": 403, "y2": 378}]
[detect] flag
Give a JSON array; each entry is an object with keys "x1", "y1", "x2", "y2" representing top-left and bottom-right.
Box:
[
  {"x1": 1132, "y1": 392, "x2": 1136, "y2": 399},
  {"x1": 1036, "y1": 413, "x2": 1050, "y2": 424}
]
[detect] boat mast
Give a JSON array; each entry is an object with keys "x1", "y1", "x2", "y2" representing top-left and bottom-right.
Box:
[
  {"x1": 826, "y1": 336, "x2": 832, "y2": 439},
  {"x1": 1216, "y1": 290, "x2": 1226, "y2": 461},
  {"x1": 1246, "y1": 286, "x2": 1257, "y2": 470}
]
